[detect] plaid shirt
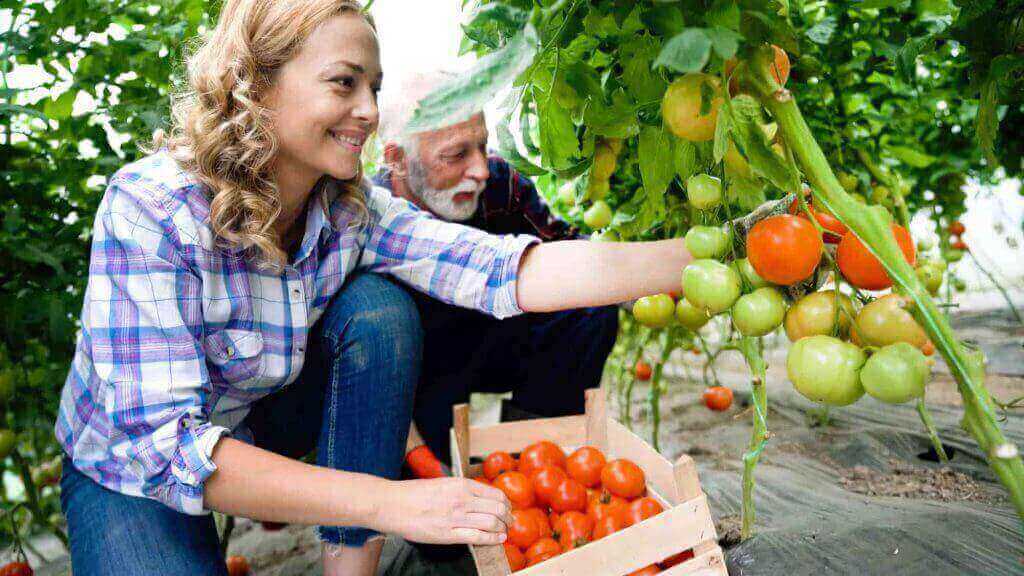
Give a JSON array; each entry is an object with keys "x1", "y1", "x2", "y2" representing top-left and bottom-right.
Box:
[
  {"x1": 55, "y1": 152, "x2": 538, "y2": 515},
  {"x1": 373, "y1": 156, "x2": 580, "y2": 241}
]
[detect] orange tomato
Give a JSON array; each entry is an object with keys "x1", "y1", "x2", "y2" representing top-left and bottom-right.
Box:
[
  {"x1": 836, "y1": 224, "x2": 916, "y2": 290},
  {"x1": 951, "y1": 238, "x2": 968, "y2": 251},
  {"x1": 747, "y1": 215, "x2": 823, "y2": 285},
  {"x1": 530, "y1": 465, "x2": 568, "y2": 508},
  {"x1": 550, "y1": 477, "x2": 588, "y2": 513},
  {"x1": 483, "y1": 451, "x2": 517, "y2": 481},
  {"x1": 592, "y1": 514, "x2": 626, "y2": 540},
  {"x1": 566, "y1": 446, "x2": 607, "y2": 488},
  {"x1": 554, "y1": 511, "x2": 593, "y2": 551},
  {"x1": 504, "y1": 542, "x2": 526, "y2": 571},
  {"x1": 524, "y1": 507, "x2": 553, "y2": 539},
  {"x1": 724, "y1": 44, "x2": 790, "y2": 93},
  {"x1": 525, "y1": 538, "x2": 562, "y2": 566},
  {"x1": 226, "y1": 556, "x2": 250, "y2": 576},
  {"x1": 508, "y1": 509, "x2": 541, "y2": 550},
  {"x1": 788, "y1": 194, "x2": 848, "y2": 241},
  {"x1": 624, "y1": 497, "x2": 664, "y2": 527},
  {"x1": 493, "y1": 471, "x2": 536, "y2": 510},
  {"x1": 634, "y1": 360, "x2": 653, "y2": 381},
  {"x1": 702, "y1": 386, "x2": 734, "y2": 412},
  {"x1": 600, "y1": 460, "x2": 646, "y2": 500},
  {"x1": 948, "y1": 221, "x2": 965, "y2": 236},
  {"x1": 587, "y1": 491, "x2": 629, "y2": 524},
  {"x1": 519, "y1": 441, "x2": 567, "y2": 477}
]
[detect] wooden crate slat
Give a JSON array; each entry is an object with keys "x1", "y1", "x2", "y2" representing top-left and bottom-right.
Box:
[
  {"x1": 584, "y1": 388, "x2": 609, "y2": 451},
  {"x1": 465, "y1": 416, "x2": 587, "y2": 456},
  {"x1": 514, "y1": 495, "x2": 718, "y2": 576}
]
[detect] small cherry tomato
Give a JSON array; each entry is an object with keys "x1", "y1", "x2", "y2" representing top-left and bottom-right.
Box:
[
  {"x1": 634, "y1": 360, "x2": 653, "y2": 381},
  {"x1": 948, "y1": 221, "x2": 965, "y2": 236},
  {"x1": 702, "y1": 386, "x2": 734, "y2": 411}
]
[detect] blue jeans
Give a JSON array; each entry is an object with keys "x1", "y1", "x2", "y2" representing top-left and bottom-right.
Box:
[{"x1": 60, "y1": 273, "x2": 421, "y2": 575}]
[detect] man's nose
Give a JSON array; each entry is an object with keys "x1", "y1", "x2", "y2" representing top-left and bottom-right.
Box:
[{"x1": 465, "y1": 151, "x2": 489, "y2": 183}]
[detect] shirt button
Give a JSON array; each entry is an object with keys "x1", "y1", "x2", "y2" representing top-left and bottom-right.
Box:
[
  {"x1": 292, "y1": 288, "x2": 302, "y2": 297},
  {"x1": 225, "y1": 346, "x2": 235, "y2": 358},
  {"x1": 297, "y1": 346, "x2": 305, "y2": 353}
]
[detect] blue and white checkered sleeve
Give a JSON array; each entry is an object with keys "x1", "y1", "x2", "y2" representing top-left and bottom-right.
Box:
[{"x1": 357, "y1": 186, "x2": 540, "y2": 320}]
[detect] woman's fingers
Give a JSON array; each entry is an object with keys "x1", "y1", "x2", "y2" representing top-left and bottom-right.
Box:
[{"x1": 450, "y1": 527, "x2": 507, "y2": 546}]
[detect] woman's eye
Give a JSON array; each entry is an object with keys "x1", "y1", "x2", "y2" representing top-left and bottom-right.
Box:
[{"x1": 334, "y1": 76, "x2": 355, "y2": 90}]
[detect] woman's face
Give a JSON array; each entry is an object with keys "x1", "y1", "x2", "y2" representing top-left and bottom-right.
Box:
[{"x1": 265, "y1": 12, "x2": 381, "y2": 187}]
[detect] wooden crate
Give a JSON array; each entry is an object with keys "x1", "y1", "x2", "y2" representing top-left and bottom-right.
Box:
[{"x1": 450, "y1": 389, "x2": 727, "y2": 576}]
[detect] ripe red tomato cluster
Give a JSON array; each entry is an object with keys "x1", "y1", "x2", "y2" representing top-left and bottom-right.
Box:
[
  {"x1": 0, "y1": 562, "x2": 32, "y2": 576},
  {"x1": 480, "y1": 442, "x2": 678, "y2": 573}
]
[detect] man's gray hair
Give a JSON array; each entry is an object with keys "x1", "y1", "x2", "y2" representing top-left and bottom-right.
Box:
[{"x1": 378, "y1": 69, "x2": 460, "y2": 152}]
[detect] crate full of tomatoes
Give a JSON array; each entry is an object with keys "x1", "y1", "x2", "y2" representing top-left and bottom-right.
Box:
[{"x1": 450, "y1": 390, "x2": 726, "y2": 576}]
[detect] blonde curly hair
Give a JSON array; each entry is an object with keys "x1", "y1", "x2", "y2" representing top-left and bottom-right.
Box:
[{"x1": 155, "y1": 0, "x2": 373, "y2": 270}]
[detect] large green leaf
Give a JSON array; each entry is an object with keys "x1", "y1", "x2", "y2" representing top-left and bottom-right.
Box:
[
  {"x1": 638, "y1": 125, "x2": 676, "y2": 197},
  {"x1": 406, "y1": 24, "x2": 538, "y2": 133},
  {"x1": 654, "y1": 28, "x2": 712, "y2": 73}
]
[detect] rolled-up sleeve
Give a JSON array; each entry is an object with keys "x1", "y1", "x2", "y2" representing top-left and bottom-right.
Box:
[
  {"x1": 87, "y1": 178, "x2": 229, "y2": 515},
  {"x1": 358, "y1": 186, "x2": 540, "y2": 319}
]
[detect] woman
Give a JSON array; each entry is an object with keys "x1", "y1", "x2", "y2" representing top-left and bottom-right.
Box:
[{"x1": 55, "y1": 1, "x2": 692, "y2": 575}]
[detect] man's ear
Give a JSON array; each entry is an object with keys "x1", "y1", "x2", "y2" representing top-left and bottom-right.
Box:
[{"x1": 383, "y1": 143, "x2": 407, "y2": 178}]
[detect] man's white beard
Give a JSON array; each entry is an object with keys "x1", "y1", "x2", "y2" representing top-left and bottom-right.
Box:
[{"x1": 407, "y1": 161, "x2": 485, "y2": 222}]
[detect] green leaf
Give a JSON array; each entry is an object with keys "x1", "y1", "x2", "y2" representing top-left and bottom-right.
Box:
[
  {"x1": 643, "y1": 4, "x2": 686, "y2": 37},
  {"x1": 855, "y1": 0, "x2": 912, "y2": 9},
  {"x1": 713, "y1": 101, "x2": 732, "y2": 163},
  {"x1": 729, "y1": 95, "x2": 801, "y2": 192},
  {"x1": 976, "y1": 76, "x2": 999, "y2": 166},
  {"x1": 896, "y1": 37, "x2": 928, "y2": 82},
  {"x1": 535, "y1": 88, "x2": 580, "y2": 170},
  {"x1": 43, "y1": 90, "x2": 76, "y2": 121},
  {"x1": 638, "y1": 126, "x2": 676, "y2": 197},
  {"x1": 805, "y1": 16, "x2": 837, "y2": 45},
  {"x1": 621, "y1": 35, "x2": 668, "y2": 103},
  {"x1": 584, "y1": 89, "x2": 641, "y2": 138},
  {"x1": 888, "y1": 145, "x2": 936, "y2": 168},
  {"x1": 463, "y1": 4, "x2": 529, "y2": 49},
  {"x1": 706, "y1": 0, "x2": 741, "y2": 31},
  {"x1": 407, "y1": 25, "x2": 539, "y2": 133},
  {"x1": 674, "y1": 140, "x2": 699, "y2": 182},
  {"x1": 706, "y1": 27, "x2": 743, "y2": 60},
  {"x1": 654, "y1": 28, "x2": 712, "y2": 73},
  {"x1": 0, "y1": 104, "x2": 48, "y2": 121},
  {"x1": 497, "y1": 122, "x2": 547, "y2": 177}
]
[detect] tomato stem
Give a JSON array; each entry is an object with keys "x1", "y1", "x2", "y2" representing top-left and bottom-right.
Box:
[
  {"x1": 756, "y1": 70, "x2": 1024, "y2": 528},
  {"x1": 916, "y1": 399, "x2": 950, "y2": 462},
  {"x1": 738, "y1": 337, "x2": 768, "y2": 540}
]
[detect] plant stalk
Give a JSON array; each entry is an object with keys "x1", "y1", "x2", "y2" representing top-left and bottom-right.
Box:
[
  {"x1": 916, "y1": 399, "x2": 949, "y2": 462},
  {"x1": 737, "y1": 338, "x2": 768, "y2": 540}
]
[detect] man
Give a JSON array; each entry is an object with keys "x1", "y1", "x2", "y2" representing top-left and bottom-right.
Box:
[{"x1": 374, "y1": 72, "x2": 620, "y2": 474}]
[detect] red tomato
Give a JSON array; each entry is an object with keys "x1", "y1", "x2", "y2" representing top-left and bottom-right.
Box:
[
  {"x1": 624, "y1": 497, "x2": 665, "y2": 527},
  {"x1": 529, "y1": 465, "x2": 568, "y2": 508},
  {"x1": 951, "y1": 238, "x2": 968, "y2": 251},
  {"x1": 0, "y1": 563, "x2": 32, "y2": 576},
  {"x1": 702, "y1": 386, "x2": 734, "y2": 411},
  {"x1": 788, "y1": 195, "x2": 848, "y2": 242},
  {"x1": 493, "y1": 471, "x2": 536, "y2": 510},
  {"x1": 660, "y1": 549, "x2": 696, "y2": 568},
  {"x1": 525, "y1": 538, "x2": 562, "y2": 566},
  {"x1": 628, "y1": 565, "x2": 662, "y2": 576},
  {"x1": 747, "y1": 215, "x2": 824, "y2": 285},
  {"x1": 592, "y1": 514, "x2": 626, "y2": 541},
  {"x1": 519, "y1": 441, "x2": 567, "y2": 477},
  {"x1": 226, "y1": 556, "x2": 250, "y2": 576},
  {"x1": 601, "y1": 460, "x2": 646, "y2": 500},
  {"x1": 587, "y1": 491, "x2": 629, "y2": 524},
  {"x1": 836, "y1": 224, "x2": 916, "y2": 290},
  {"x1": 483, "y1": 451, "x2": 517, "y2": 481},
  {"x1": 554, "y1": 511, "x2": 593, "y2": 551},
  {"x1": 524, "y1": 507, "x2": 553, "y2": 539},
  {"x1": 508, "y1": 509, "x2": 541, "y2": 550},
  {"x1": 948, "y1": 221, "x2": 965, "y2": 236},
  {"x1": 634, "y1": 360, "x2": 653, "y2": 381},
  {"x1": 550, "y1": 477, "x2": 588, "y2": 513},
  {"x1": 504, "y1": 542, "x2": 526, "y2": 571},
  {"x1": 566, "y1": 446, "x2": 607, "y2": 488}
]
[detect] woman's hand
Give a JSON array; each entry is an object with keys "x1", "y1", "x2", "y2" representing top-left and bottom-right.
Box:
[{"x1": 375, "y1": 477, "x2": 512, "y2": 545}]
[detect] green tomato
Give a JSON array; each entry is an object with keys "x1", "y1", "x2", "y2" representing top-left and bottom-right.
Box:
[
  {"x1": 592, "y1": 144, "x2": 618, "y2": 181},
  {"x1": 871, "y1": 185, "x2": 891, "y2": 204},
  {"x1": 851, "y1": 294, "x2": 927, "y2": 349},
  {"x1": 592, "y1": 229, "x2": 620, "y2": 242},
  {"x1": 587, "y1": 177, "x2": 610, "y2": 201},
  {"x1": 723, "y1": 144, "x2": 752, "y2": 179},
  {"x1": 632, "y1": 294, "x2": 677, "y2": 328},
  {"x1": 731, "y1": 257, "x2": 772, "y2": 290},
  {"x1": 675, "y1": 298, "x2": 710, "y2": 330},
  {"x1": 0, "y1": 429, "x2": 15, "y2": 460},
  {"x1": 731, "y1": 288, "x2": 786, "y2": 337},
  {"x1": 860, "y1": 343, "x2": 930, "y2": 404},
  {"x1": 684, "y1": 225, "x2": 731, "y2": 259},
  {"x1": 850, "y1": 193, "x2": 867, "y2": 204},
  {"x1": 837, "y1": 171, "x2": 859, "y2": 193},
  {"x1": 583, "y1": 201, "x2": 613, "y2": 230},
  {"x1": 952, "y1": 277, "x2": 967, "y2": 291},
  {"x1": 687, "y1": 174, "x2": 723, "y2": 210},
  {"x1": 916, "y1": 236, "x2": 936, "y2": 251},
  {"x1": 784, "y1": 290, "x2": 856, "y2": 342},
  {"x1": 558, "y1": 183, "x2": 576, "y2": 206},
  {"x1": 942, "y1": 248, "x2": 964, "y2": 263},
  {"x1": 681, "y1": 259, "x2": 742, "y2": 315},
  {"x1": 915, "y1": 262, "x2": 944, "y2": 295},
  {"x1": 787, "y1": 335, "x2": 867, "y2": 406}
]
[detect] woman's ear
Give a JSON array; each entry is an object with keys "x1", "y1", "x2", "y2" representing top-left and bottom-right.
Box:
[{"x1": 383, "y1": 142, "x2": 407, "y2": 178}]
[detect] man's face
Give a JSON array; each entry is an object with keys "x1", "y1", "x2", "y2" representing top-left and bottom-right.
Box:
[{"x1": 405, "y1": 114, "x2": 489, "y2": 221}]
